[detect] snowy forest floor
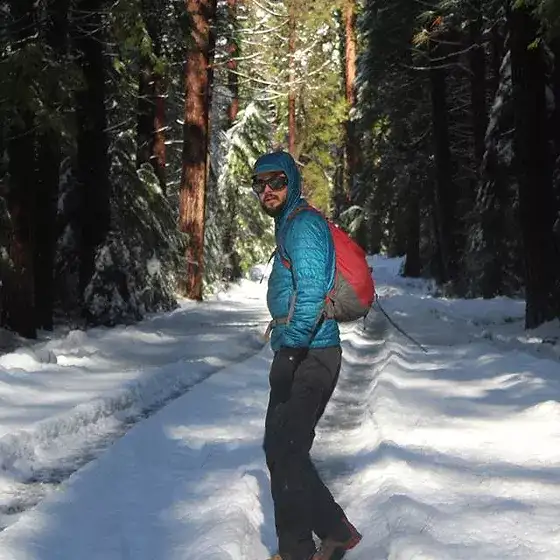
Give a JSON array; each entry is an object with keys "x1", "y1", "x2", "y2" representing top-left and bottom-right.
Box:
[{"x1": 0, "y1": 256, "x2": 559, "y2": 559}]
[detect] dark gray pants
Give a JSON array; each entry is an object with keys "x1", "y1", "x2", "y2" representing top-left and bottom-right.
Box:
[{"x1": 263, "y1": 346, "x2": 346, "y2": 559}]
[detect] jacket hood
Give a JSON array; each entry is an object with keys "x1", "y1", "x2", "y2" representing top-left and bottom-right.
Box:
[{"x1": 253, "y1": 151, "x2": 302, "y2": 222}]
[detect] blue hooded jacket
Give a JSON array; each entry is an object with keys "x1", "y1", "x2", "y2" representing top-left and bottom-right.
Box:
[{"x1": 253, "y1": 151, "x2": 340, "y2": 351}]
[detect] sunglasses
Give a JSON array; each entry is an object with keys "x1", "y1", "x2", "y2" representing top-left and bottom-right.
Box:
[{"x1": 252, "y1": 173, "x2": 288, "y2": 195}]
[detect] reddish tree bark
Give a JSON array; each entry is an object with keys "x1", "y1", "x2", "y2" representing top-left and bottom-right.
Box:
[
  {"x1": 226, "y1": 0, "x2": 239, "y2": 123},
  {"x1": 137, "y1": 70, "x2": 167, "y2": 191},
  {"x1": 178, "y1": 0, "x2": 217, "y2": 299},
  {"x1": 343, "y1": 0, "x2": 358, "y2": 198},
  {"x1": 137, "y1": 0, "x2": 166, "y2": 192}
]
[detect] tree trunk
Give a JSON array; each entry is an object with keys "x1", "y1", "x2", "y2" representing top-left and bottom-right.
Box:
[
  {"x1": 6, "y1": 117, "x2": 37, "y2": 339},
  {"x1": 288, "y1": 1, "x2": 297, "y2": 155},
  {"x1": 34, "y1": 0, "x2": 70, "y2": 331},
  {"x1": 469, "y1": 0, "x2": 487, "y2": 171},
  {"x1": 226, "y1": 0, "x2": 240, "y2": 123},
  {"x1": 178, "y1": 0, "x2": 217, "y2": 300},
  {"x1": 72, "y1": 0, "x2": 111, "y2": 300},
  {"x1": 222, "y1": 0, "x2": 242, "y2": 282},
  {"x1": 475, "y1": 39, "x2": 513, "y2": 299},
  {"x1": 343, "y1": 0, "x2": 359, "y2": 201},
  {"x1": 489, "y1": 22, "x2": 504, "y2": 101},
  {"x1": 3, "y1": 0, "x2": 38, "y2": 338},
  {"x1": 429, "y1": 39, "x2": 459, "y2": 283},
  {"x1": 137, "y1": 0, "x2": 166, "y2": 192},
  {"x1": 403, "y1": 184, "x2": 421, "y2": 277},
  {"x1": 34, "y1": 128, "x2": 59, "y2": 331},
  {"x1": 331, "y1": 146, "x2": 345, "y2": 219},
  {"x1": 508, "y1": 5, "x2": 560, "y2": 328},
  {"x1": 549, "y1": 38, "x2": 560, "y2": 166}
]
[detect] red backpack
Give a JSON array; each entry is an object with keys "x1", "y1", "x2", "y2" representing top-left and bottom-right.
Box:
[{"x1": 279, "y1": 205, "x2": 375, "y2": 322}]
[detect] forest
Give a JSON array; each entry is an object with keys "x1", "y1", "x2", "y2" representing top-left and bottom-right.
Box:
[{"x1": 0, "y1": 0, "x2": 559, "y2": 341}]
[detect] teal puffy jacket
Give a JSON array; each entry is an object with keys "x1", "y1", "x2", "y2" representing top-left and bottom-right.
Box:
[{"x1": 254, "y1": 151, "x2": 340, "y2": 351}]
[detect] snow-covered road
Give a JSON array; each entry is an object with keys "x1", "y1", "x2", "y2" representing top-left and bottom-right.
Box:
[
  {"x1": 0, "y1": 257, "x2": 558, "y2": 559},
  {"x1": 0, "y1": 286, "x2": 269, "y2": 532}
]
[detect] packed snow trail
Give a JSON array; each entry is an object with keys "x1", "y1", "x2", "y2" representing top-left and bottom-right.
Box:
[{"x1": 0, "y1": 256, "x2": 559, "y2": 559}]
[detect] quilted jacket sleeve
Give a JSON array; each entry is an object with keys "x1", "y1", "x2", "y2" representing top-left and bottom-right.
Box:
[{"x1": 281, "y1": 211, "x2": 335, "y2": 348}]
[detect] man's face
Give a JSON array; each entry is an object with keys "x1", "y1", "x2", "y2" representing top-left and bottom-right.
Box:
[{"x1": 253, "y1": 171, "x2": 289, "y2": 217}]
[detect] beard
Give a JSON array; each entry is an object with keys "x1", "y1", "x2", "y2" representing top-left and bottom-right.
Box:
[{"x1": 260, "y1": 197, "x2": 286, "y2": 217}]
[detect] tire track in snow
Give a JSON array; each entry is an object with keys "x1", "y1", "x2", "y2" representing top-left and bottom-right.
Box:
[{"x1": 0, "y1": 338, "x2": 265, "y2": 532}]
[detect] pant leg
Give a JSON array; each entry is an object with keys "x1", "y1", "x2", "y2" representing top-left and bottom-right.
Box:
[
  {"x1": 305, "y1": 348, "x2": 347, "y2": 540},
  {"x1": 264, "y1": 346, "x2": 345, "y2": 558},
  {"x1": 264, "y1": 351, "x2": 306, "y2": 556}
]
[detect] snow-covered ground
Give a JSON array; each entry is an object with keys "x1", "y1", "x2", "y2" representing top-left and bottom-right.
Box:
[{"x1": 0, "y1": 256, "x2": 559, "y2": 559}]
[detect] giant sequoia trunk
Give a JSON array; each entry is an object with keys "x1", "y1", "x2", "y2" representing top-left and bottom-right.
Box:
[
  {"x1": 3, "y1": 0, "x2": 38, "y2": 338},
  {"x1": 137, "y1": 0, "x2": 166, "y2": 192},
  {"x1": 34, "y1": 0, "x2": 70, "y2": 331},
  {"x1": 429, "y1": 39, "x2": 459, "y2": 284},
  {"x1": 72, "y1": 0, "x2": 111, "y2": 301},
  {"x1": 508, "y1": 5, "x2": 560, "y2": 328},
  {"x1": 178, "y1": 0, "x2": 217, "y2": 299}
]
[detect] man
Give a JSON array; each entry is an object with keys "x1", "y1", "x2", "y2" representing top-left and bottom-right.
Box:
[{"x1": 252, "y1": 150, "x2": 362, "y2": 560}]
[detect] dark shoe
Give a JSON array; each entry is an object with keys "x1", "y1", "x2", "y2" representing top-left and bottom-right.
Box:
[{"x1": 312, "y1": 518, "x2": 362, "y2": 559}]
